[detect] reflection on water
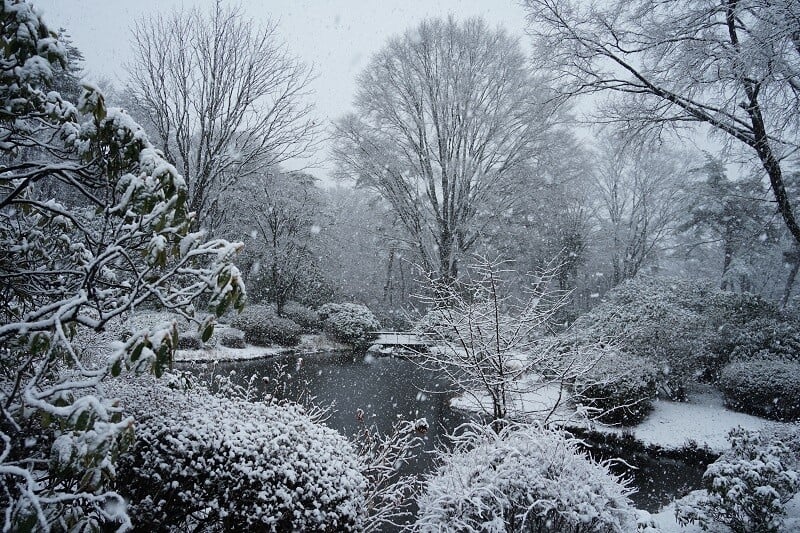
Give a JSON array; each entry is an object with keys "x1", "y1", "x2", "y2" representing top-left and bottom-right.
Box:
[{"x1": 180, "y1": 351, "x2": 706, "y2": 514}]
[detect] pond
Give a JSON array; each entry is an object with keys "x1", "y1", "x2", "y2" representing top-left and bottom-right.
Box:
[
  {"x1": 181, "y1": 351, "x2": 472, "y2": 487},
  {"x1": 180, "y1": 351, "x2": 709, "y2": 515}
]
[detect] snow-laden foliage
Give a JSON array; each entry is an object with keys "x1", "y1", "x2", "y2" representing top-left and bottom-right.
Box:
[
  {"x1": 727, "y1": 317, "x2": 800, "y2": 363},
  {"x1": 719, "y1": 360, "x2": 800, "y2": 421},
  {"x1": 216, "y1": 326, "x2": 246, "y2": 349},
  {"x1": 318, "y1": 303, "x2": 380, "y2": 347},
  {"x1": 282, "y1": 300, "x2": 321, "y2": 332},
  {"x1": 572, "y1": 347, "x2": 658, "y2": 425},
  {"x1": 0, "y1": 3, "x2": 244, "y2": 530},
  {"x1": 569, "y1": 276, "x2": 782, "y2": 399},
  {"x1": 415, "y1": 422, "x2": 637, "y2": 532},
  {"x1": 569, "y1": 277, "x2": 714, "y2": 399},
  {"x1": 107, "y1": 375, "x2": 367, "y2": 532},
  {"x1": 675, "y1": 428, "x2": 800, "y2": 532},
  {"x1": 231, "y1": 304, "x2": 301, "y2": 346}
]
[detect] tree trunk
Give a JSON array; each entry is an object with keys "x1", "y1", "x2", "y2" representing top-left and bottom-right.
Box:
[{"x1": 782, "y1": 248, "x2": 800, "y2": 307}]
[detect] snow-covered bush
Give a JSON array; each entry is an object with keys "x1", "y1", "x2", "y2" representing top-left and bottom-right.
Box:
[
  {"x1": 177, "y1": 331, "x2": 204, "y2": 349},
  {"x1": 718, "y1": 360, "x2": 800, "y2": 421},
  {"x1": 218, "y1": 327, "x2": 246, "y2": 349},
  {"x1": 319, "y1": 303, "x2": 380, "y2": 347},
  {"x1": 0, "y1": 4, "x2": 244, "y2": 530},
  {"x1": 570, "y1": 277, "x2": 716, "y2": 400},
  {"x1": 413, "y1": 308, "x2": 461, "y2": 342},
  {"x1": 572, "y1": 348, "x2": 658, "y2": 425},
  {"x1": 283, "y1": 300, "x2": 321, "y2": 332},
  {"x1": 727, "y1": 317, "x2": 800, "y2": 363},
  {"x1": 694, "y1": 291, "x2": 779, "y2": 380},
  {"x1": 415, "y1": 422, "x2": 637, "y2": 532},
  {"x1": 675, "y1": 428, "x2": 800, "y2": 532},
  {"x1": 109, "y1": 376, "x2": 367, "y2": 531},
  {"x1": 232, "y1": 304, "x2": 301, "y2": 346}
]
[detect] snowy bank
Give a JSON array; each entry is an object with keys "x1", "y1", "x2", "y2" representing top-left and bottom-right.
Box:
[
  {"x1": 295, "y1": 333, "x2": 351, "y2": 353},
  {"x1": 585, "y1": 389, "x2": 798, "y2": 454},
  {"x1": 174, "y1": 333, "x2": 353, "y2": 362},
  {"x1": 451, "y1": 385, "x2": 799, "y2": 454},
  {"x1": 650, "y1": 493, "x2": 800, "y2": 532},
  {"x1": 174, "y1": 345, "x2": 291, "y2": 362}
]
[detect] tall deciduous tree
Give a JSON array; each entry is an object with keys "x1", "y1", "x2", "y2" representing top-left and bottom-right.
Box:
[
  {"x1": 128, "y1": 1, "x2": 317, "y2": 232},
  {"x1": 335, "y1": 17, "x2": 557, "y2": 284},
  {"x1": 525, "y1": 0, "x2": 800, "y2": 246},
  {"x1": 592, "y1": 142, "x2": 691, "y2": 286},
  {"x1": 223, "y1": 171, "x2": 325, "y2": 314}
]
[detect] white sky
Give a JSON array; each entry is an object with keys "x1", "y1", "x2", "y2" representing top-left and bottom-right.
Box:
[{"x1": 34, "y1": 0, "x2": 531, "y2": 179}]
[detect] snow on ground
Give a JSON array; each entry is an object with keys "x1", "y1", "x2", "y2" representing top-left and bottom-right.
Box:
[
  {"x1": 452, "y1": 384, "x2": 798, "y2": 453},
  {"x1": 588, "y1": 388, "x2": 797, "y2": 453},
  {"x1": 650, "y1": 493, "x2": 800, "y2": 532},
  {"x1": 174, "y1": 334, "x2": 350, "y2": 361},
  {"x1": 295, "y1": 333, "x2": 350, "y2": 353},
  {"x1": 450, "y1": 381, "x2": 575, "y2": 423},
  {"x1": 174, "y1": 345, "x2": 290, "y2": 362}
]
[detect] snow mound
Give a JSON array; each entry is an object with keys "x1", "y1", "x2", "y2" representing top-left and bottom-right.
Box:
[{"x1": 108, "y1": 376, "x2": 367, "y2": 531}]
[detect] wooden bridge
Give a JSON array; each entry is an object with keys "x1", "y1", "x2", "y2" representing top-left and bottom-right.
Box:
[{"x1": 367, "y1": 331, "x2": 432, "y2": 353}]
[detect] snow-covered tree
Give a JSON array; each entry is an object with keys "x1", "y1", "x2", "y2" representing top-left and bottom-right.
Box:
[
  {"x1": 525, "y1": 0, "x2": 800, "y2": 247},
  {"x1": 222, "y1": 170, "x2": 325, "y2": 314},
  {"x1": 335, "y1": 17, "x2": 560, "y2": 285},
  {"x1": 0, "y1": 2, "x2": 244, "y2": 529},
  {"x1": 415, "y1": 422, "x2": 637, "y2": 532},
  {"x1": 415, "y1": 257, "x2": 576, "y2": 427},
  {"x1": 592, "y1": 142, "x2": 692, "y2": 286},
  {"x1": 680, "y1": 157, "x2": 777, "y2": 290},
  {"x1": 127, "y1": 1, "x2": 318, "y2": 233}
]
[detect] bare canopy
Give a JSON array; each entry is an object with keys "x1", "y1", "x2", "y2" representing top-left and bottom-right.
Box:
[
  {"x1": 127, "y1": 1, "x2": 318, "y2": 232},
  {"x1": 525, "y1": 0, "x2": 800, "y2": 245},
  {"x1": 334, "y1": 17, "x2": 557, "y2": 283}
]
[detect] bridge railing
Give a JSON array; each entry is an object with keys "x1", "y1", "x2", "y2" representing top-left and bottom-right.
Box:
[{"x1": 368, "y1": 331, "x2": 433, "y2": 345}]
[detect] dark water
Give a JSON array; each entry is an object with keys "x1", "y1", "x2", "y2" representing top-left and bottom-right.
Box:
[
  {"x1": 580, "y1": 439, "x2": 710, "y2": 512},
  {"x1": 180, "y1": 351, "x2": 471, "y2": 483},
  {"x1": 180, "y1": 351, "x2": 706, "y2": 514}
]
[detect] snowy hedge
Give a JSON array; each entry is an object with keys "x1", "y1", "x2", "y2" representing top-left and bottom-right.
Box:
[
  {"x1": 109, "y1": 377, "x2": 367, "y2": 531},
  {"x1": 718, "y1": 360, "x2": 800, "y2": 421},
  {"x1": 727, "y1": 317, "x2": 800, "y2": 363},
  {"x1": 569, "y1": 277, "x2": 714, "y2": 399},
  {"x1": 568, "y1": 277, "x2": 786, "y2": 399},
  {"x1": 675, "y1": 428, "x2": 800, "y2": 532},
  {"x1": 217, "y1": 326, "x2": 246, "y2": 348},
  {"x1": 572, "y1": 349, "x2": 658, "y2": 425},
  {"x1": 282, "y1": 301, "x2": 321, "y2": 332},
  {"x1": 415, "y1": 423, "x2": 637, "y2": 532},
  {"x1": 318, "y1": 303, "x2": 380, "y2": 347},
  {"x1": 177, "y1": 331, "x2": 204, "y2": 349},
  {"x1": 232, "y1": 304, "x2": 301, "y2": 346},
  {"x1": 413, "y1": 308, "x2": 462, "y2": 342}
]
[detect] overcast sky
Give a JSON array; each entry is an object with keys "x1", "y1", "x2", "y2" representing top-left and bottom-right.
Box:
[{"x1": 34, "y1": 0, "x2": 531, "y2": 178}]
